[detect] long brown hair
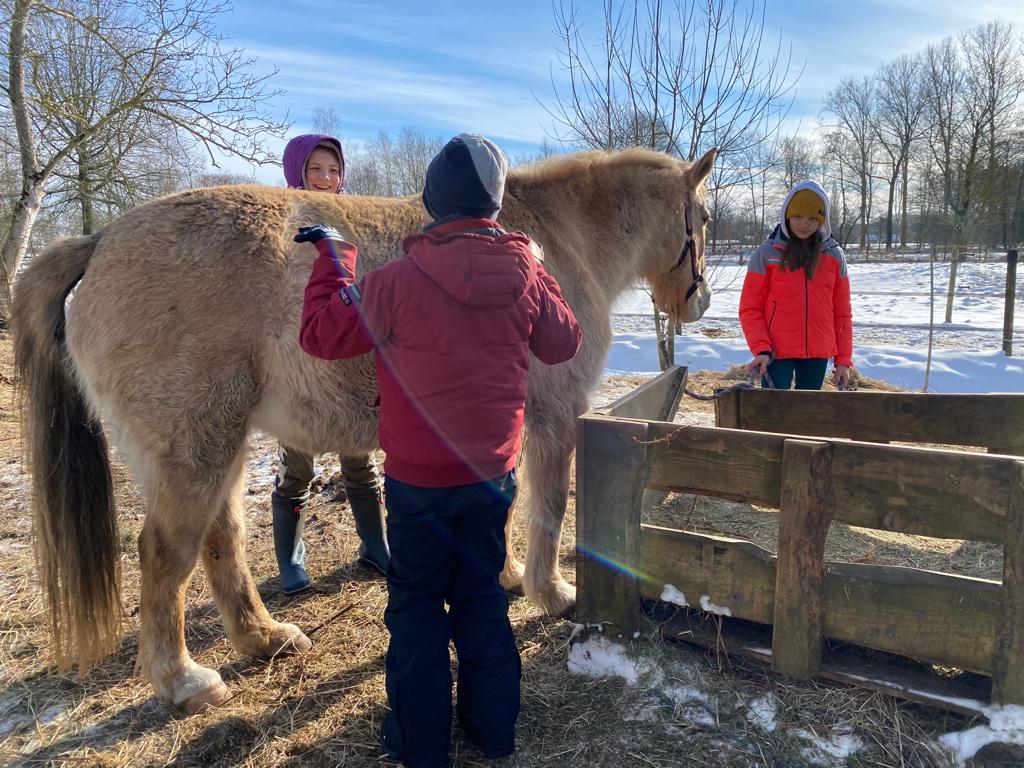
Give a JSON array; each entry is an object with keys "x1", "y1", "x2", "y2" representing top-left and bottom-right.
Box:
[{"x1": 783, "y1": 228, "x2": 823, "y2": 279}]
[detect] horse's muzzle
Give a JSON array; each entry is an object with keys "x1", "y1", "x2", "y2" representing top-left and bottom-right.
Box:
[{"x1": 681, "y1": 280, "x2": 712, "y2": 323}]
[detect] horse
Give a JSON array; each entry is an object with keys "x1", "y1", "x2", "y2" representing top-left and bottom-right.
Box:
[{"x1": 12, "y1": 146, "x2": 716, "y2": 711}]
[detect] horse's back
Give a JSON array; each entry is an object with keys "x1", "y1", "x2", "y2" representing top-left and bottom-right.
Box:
[{"x1": 65, "y1": 186, "x2": 423, "y2": 463}]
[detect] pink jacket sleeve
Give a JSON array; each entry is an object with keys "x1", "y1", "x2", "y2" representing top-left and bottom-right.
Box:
[
  {"x1": 300, "y1": 239, "x2": 385, "y2": 359},
  {"x1": 529, "y1": 264, "x2": 583, "y2": 365},
  {"x1": 739, "y1": 268, "x2": 772, "y2": 357},
  {"x1": 833, "y1": 270, "x2": 853, "y2": 367}
]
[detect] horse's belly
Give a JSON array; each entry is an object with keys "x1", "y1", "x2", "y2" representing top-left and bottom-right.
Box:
[{"x1": 252, "y1": 343, "x2": 380, "y2": 457}]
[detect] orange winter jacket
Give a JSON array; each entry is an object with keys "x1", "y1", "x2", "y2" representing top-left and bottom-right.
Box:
[{"x1": 739, "y1": 227, "x2": 853, "y2": 367}]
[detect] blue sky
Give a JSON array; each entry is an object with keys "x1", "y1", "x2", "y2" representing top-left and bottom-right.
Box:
[{"x1": 215, "y1": 0, "x2": 1024, "y2": 182}]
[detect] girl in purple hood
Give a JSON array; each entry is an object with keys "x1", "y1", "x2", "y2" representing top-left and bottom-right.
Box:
[{"x1": 272, "y1": 134, "x2": 390, "y2": 595}]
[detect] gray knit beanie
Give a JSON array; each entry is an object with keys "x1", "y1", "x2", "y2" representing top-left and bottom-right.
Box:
[{"x1": 422, "y1": 133, "x2": 508, "y2": 220}]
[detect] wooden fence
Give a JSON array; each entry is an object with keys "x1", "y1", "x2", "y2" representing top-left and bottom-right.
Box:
[{"x1": 576, "y1": 381, "x2": 1024, "y2": 715}]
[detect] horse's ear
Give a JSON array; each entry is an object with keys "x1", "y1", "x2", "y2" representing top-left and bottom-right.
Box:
[{"x1": 688, "y1": 147, "x2": 717, "y2": 187}]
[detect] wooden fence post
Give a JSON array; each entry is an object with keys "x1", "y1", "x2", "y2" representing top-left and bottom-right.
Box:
[
  {"x1": 993, "y1": 460, "x2": 1024, "y2": 705},
  {"x1": 1003, "y1": 249, "x2": 1018, "y2": 357},
  {"x1": 772, "y1": 439, "x2": 835, "y2": 679},
  {"x1": 714, "y1": 389, "x2": 742, "y2": 429},
  {"x1": 576, "y1": 415, "x2": 649, "y2": 640}
]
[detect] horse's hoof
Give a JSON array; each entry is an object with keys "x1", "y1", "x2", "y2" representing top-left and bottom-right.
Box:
[
  {"x1": 533, "y1": 579, "x2": 576, "y2": 619},
  {"x1": 171, "y1": 663, "x2": 230, "y2": 713},
  {"x1": 233, "y1": 621, "x2": 312, "y2": 658},
  {"x1": 265, "y1": 622, "x2": 312, "y2": 657},
  {"x1": 180, "y1": 679, "x2": 230, "y2": 714}
]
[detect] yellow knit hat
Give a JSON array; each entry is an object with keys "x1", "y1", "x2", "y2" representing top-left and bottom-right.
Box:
[{"x1": 786, "y1": 188, "x2": 826, "y2": 224}]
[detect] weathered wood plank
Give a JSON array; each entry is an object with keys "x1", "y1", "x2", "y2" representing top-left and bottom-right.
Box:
[
  {"x1": 654, "y1": 608, "x2": 990, "y2": 716},
  {"x1": 773, "y1": 440, "x2": 834, "y2": 679},
  {"x1": 830, "y1": 441, "x2": 1011, "y2": 543},
  {"x1": 994, "y1": 461, "x2": 1024, "y2": 705},
  {"x1": 575, "y1": 415, "x2": 649, "y2": 639},
  {"x1": 638, "y1": 526, "x2": 776, "y2": 623},
  {"x1": 823, "y1": 562, "x2": 1001, "y2": 674},
  {"x1": 645, "y1": 423, "x2": 784, "y2": 505},
  {"x1": 646, "y1": 420, "x2": 1010, "y2": 543},
  {"x1": 598, "y1": 365, "x2": 688, "y2": 422},
  {"x1": 721, "y1": 389, "x2": 1024, "y2": 455},
  {"x1": 593, "y1": 365, "x2": 689, "y2": 515},
  {"x1": 714, "y1": 389, "x2": 741, "y2": 429},
  {"x1": 638, "y1": 526, "x2": 1001, "y2": 672}
]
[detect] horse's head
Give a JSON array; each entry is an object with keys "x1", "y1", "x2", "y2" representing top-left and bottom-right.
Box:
[{"x1": 645, "y1": 147, "x2": 717, "y2": 324}]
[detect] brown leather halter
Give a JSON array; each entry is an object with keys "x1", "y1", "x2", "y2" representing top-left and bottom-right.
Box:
[{"x1": 670, "y1": 198, "x2": 704, "y2": 301}]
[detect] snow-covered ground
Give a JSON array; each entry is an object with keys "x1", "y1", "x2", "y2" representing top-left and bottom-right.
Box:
[{"x1": 608, "y1": 258, "x2": 1024, "y2": 393}]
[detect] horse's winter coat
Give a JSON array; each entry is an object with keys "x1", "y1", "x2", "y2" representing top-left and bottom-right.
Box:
[{"x1": 13, "y1": 147, "x2": 716, "y2": 710}]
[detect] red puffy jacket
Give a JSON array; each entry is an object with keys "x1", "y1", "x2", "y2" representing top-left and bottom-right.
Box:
[
  {"x1": 300, "y1": 217, "x2": 583, "y2": 487},
  {"x1": 739, "y1": 228, "x2": 853, "y2": 367}
]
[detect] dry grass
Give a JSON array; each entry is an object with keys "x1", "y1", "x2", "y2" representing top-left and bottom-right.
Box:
[{"x1": 0, "y1": 335, "x2": 1005, "y2": 767}]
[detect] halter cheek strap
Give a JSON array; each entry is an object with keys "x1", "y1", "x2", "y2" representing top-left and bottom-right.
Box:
[{"x1": 670, "y1": 201, "x2": 704, "y2": 300}]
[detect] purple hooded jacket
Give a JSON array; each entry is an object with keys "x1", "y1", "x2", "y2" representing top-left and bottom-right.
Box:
[{"x1": 282, "y1": 134, "x2": 346, "y2": 193}]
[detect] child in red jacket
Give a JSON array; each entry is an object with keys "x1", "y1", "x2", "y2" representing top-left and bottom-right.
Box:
[
  {"x1": 298, "y1": 133, "x2": 582, "y2": 767},
  {"x1": 740, "y1": 180, "x2": 853, "y2": 390}
]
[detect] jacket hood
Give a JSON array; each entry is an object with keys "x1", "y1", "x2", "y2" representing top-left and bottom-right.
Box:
[
  {"x1": 403, "y1": 218, "x2": 537, "y2": 307},
  {"x1": 779, "y1": 180, "x2": 832, "y2": 240},
  {"x1": 283, "y1": 134, "x2": 346, "y2": 193},
  {"x1": 766, "y1": 224, "x2": 843, "y2": 257}
]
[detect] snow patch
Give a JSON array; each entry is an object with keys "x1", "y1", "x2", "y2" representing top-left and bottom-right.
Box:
[
  {"x1": 567, "y1": 636, "x2": 647, "y2": 684},
  {"x1": 940, "y1": 704, "x2": 1024, "y2": 766},
  {"x1": 660, "y1": 584, "x2": 688, "y2": 607},
  {"x1": 795, "y1": 727, "x2": 864, "y2": 765},
  {"x1": 663, "y1": 685, "x2": 709, "y2": 708},
  {"x1": 665, "y1": 685, "x2": 715, "y2": 727},
  {"x1": 746, "y1": 693, "x2": 778, "y2": 732},
  {"x1": 699, "y1": 595, "x2": 732, "y2": 616},
  {"x1": 0, "y1": 702, "x2": 67, "y2": 739}
]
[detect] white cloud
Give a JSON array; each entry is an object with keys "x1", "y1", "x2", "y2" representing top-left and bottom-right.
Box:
[{"x1": 246, "y1": 44, "x2": 553, "y2": 144}]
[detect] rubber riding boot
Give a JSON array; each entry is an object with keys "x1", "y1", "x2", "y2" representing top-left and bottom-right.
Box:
[
  {"x1": 271, "y1": 489, "x2": 311, "y2": 594},
  {"x1": 347, "y1": 484, "x2": 390, "y2": 575}
]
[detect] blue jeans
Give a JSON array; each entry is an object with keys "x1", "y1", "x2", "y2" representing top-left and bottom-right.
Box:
[
  {"x1": 381, "y1": 471, "x2": 521, "y2": 768},
  {"x1": 764, "y1": 357, "x2": 828, "y2": 390}
]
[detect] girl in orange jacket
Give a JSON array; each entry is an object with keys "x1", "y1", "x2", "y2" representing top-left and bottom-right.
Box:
[{"x1": 739, "y1": 180, "x2": 853, "y2": 390}]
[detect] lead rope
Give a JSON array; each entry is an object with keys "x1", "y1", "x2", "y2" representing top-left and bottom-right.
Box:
[{"x1": 683, "y1": 369, "x2": 776, "y2": 402}]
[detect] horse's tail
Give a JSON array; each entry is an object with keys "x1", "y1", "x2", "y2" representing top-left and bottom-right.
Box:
[{"x1": 11, "y1": 234, "x2": 121, "y2": 670}]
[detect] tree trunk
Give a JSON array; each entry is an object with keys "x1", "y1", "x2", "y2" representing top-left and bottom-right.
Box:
[
  {"x1": 0, "y1": 181, "x2": 46, "y2": 319},
  {"x1": 859, "y1": 167, "x2": 869, "y2": 259},
  {"x1": 900, "y1": 155, "x2": 910, "y2": 248},
  {"x1": 78, "y1": 152, "x2": 96, "y2": 235},
  {"x1": 944, "y1": 247, "x2": 959, "y2": 324},
  {"x1": 654, "y1": 303, "x2": 673, "y2": 370},
  {"x1": 885, "y1": 165, "x2": 898, "y2": 250}
]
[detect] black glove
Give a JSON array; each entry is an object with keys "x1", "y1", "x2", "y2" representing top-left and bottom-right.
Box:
[{"x1": 294, "y1": 225, "x2": 342, "y2": 244}]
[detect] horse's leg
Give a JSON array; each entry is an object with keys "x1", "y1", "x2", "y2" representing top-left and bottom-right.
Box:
[
  {"x1": 521, "y1": 419, "x2": 578, "y2": 617},
  {"x1": 200, "y1": 449, "x2": 311, "y2": 660},
  {"x1": 499, "y1": 508, "x2": 526, "y2": 595},
  {"x1": 135, "y1": 468, "x2": 231, "y2": 712}
]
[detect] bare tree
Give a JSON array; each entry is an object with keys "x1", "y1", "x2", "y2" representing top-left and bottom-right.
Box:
[
  {"x1": 823, "y1": 76, "x2": 878, "y2": 256},
  {"x1": 343, "y1": 127, "x2": 444, "y2": 197},
  {"x1": 962, "y1": 22, "x2": 1023, "y2": 248},
  {"x1": 550, "y1": 0, "x2": 797, "y2": 162},
  {"x1": 0, "y1": 0, "x2": 287, "y2": 318},
  {"x1": 778, "y1": 134, "x2": 817, "y2": 191},
  {"x1": 923, "y1": 28, "x2": 1017, "y2": 321},
  {"x1": 819, "y1": 127, "x2": 859, "y2": 248},
  {"x1": 311, "y1": 107, "x2": 341, "y2": 137},
  {"x1": 873, "y1": 54, "x2": 926, "y2": 249},
  {"x1": 549, "y1": 0, "x2": 799, "y2": 368}
]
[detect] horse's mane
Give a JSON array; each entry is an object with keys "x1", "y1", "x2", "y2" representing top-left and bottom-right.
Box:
[{"x1": 509, "y1": 147, "x2": 690, "y2": 187}]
